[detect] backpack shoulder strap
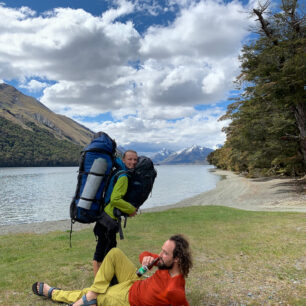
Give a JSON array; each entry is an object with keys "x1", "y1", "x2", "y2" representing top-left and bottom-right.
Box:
[{"x1": 103, "y1": 169, "x2": 128, "y2": 205}]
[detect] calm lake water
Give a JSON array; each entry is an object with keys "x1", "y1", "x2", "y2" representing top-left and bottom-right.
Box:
[{"x1": 0, "y1": 165, "x2": 220, "y2": 226}]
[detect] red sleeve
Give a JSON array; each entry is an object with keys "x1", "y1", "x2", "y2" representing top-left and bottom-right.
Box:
[{"x1": 139, "y1": 251, "x2": 159, "y2": 264}]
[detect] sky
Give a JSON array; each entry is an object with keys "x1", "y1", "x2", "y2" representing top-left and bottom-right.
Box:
[{"x1": 0, "y1": 0, "x2": 262, "y2": 154}]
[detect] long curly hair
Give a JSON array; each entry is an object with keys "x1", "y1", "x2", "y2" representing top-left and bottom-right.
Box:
[{"x1": 170, "y1": 234, "x2": 193, "y2": 278}]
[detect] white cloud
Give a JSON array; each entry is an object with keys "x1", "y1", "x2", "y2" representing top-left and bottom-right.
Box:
[
  {"x1": 135, "y1": 0, "x2": 250, "y2": 107},
  {"x1": 82, "y1": 106, "x2": 229, "y2": 151},
  {"x1": 140, "y1": 1, "x2": 249, "y2": 59},
  {"x1": 0, "y1": 0, "x2": 253, "y2": 151},
  {"x1": 101, "y1": 0, "x2": 134, "y2": 23},
  {"x1": 19, "y1": 79, "x2": 49, "y2": 92}
]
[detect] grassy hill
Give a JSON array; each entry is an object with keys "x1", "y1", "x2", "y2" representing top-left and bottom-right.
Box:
[{"x1": 0, "y1": 83, "x2": 94, "y2": 166}]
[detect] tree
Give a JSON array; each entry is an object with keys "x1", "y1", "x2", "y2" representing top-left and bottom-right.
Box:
[
  {"x1": 251, "y1": 0, "x2": 306, "y2": 166},
  {"x1": 0, "y1": 117, "x2": 82, "y2": 167},
  {"x1": 208, "y1": 0, "x2": 305, "y2": 176}
]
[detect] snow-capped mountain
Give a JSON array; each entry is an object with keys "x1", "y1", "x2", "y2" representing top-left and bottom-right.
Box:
[
  {"x1": 154, "y1": 145, "x2": 214, "y2": 164},
  {"x1": 117, "y1": 145, "x2": 213, "y2": 164},
  {"x1": 151, "y1": 148, "x2": 174, "y2": 163}
]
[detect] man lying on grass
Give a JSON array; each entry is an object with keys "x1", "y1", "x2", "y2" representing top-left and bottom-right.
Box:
[{"x1": 32, "y1": 234, "x2": 192, "y2": 306}]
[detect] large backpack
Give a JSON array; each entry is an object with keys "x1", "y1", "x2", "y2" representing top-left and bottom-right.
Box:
[
  {"x1": 70, "y1": 132, "x2": 116, "y2": 224},
  {"x1": 124, "y1": 156, "x2": 157, "y2": 209},
  {"x1": 102, "y1": 155, "x2": 157, "y2": 239}
]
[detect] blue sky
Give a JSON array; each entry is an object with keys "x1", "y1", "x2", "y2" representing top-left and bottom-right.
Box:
[{"x1": 0, "y1": 0, "x2": 259, "y2": 153}]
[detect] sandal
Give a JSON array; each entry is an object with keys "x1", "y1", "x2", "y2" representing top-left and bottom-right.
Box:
[
  {"x1": 68, "y1": 294, "x2": 97, "y2": 306},
  {"x1": 32, "y1": 282, "x2": 60, "y2": 299}
]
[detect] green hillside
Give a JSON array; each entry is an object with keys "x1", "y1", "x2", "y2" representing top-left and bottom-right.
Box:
[{"x1": 0, "y1": 116, "x2": 82, "y2": 167}]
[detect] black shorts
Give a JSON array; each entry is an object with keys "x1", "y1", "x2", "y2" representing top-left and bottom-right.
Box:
[{"x1": 93, "y1": 222, "x2": 117, "y2": 262}]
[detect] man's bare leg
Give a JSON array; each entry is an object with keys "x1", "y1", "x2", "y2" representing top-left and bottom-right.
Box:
[{"x1": 93, "y1": 260, "x2": 101, "y2": 276}]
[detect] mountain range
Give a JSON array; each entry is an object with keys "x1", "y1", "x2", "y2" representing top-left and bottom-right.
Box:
[
  {"x1": 150, "y1": 148, "x2": 174, "y2": 163},
  {"x1": 150, "y1": 145, "x2": 213, "y2": 165}
]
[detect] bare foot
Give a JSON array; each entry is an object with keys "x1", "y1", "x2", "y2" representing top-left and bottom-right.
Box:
[{"x1": 72, "y1": 291, "x2": 98, "y2": 306}]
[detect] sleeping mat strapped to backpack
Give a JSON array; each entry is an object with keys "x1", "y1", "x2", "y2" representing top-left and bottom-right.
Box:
[{"x1": 70, "y1": 132, "x2": 116, "y2": 224}]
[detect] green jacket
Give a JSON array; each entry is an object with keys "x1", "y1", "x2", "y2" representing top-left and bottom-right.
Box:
[{"x1": 104, "y1": 175, "x2": 136, "y2": 220}]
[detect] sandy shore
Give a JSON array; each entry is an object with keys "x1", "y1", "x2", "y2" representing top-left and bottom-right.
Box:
[
  {"x1": 1, "y1": 169, "x2": 305, "y2": 235},
  {"x1": 144, "y1": 169, "x2": 306, "y2": 213}
]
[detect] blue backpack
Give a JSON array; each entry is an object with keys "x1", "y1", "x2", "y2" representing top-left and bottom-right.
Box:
[{"x1": 70, "y1": 132, "x2": 116, "y2": 224}]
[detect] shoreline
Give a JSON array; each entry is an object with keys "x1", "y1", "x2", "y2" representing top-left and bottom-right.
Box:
[
  {"x1": 1, "y1": 169, "x2": 305, "y2": 235},
  {"x1": 143, "y1": 169, "x2": 306, "y2": 213}
]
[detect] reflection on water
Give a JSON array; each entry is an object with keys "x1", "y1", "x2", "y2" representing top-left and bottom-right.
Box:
[{"x1": 0, "y1": 165, "x2": 219, "y2": 225}]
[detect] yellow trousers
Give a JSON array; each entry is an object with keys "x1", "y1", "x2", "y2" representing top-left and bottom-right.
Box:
[{"x1": 52, "y1": 248, "x2": 140, "y2": 306}]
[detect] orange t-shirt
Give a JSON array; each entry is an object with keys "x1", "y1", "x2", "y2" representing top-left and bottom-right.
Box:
[{"x1": 128, "y1": 252, "x2": 189, "y2": 306}]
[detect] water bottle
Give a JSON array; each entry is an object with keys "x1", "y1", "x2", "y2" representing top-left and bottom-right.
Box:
[{"x1": 136, "y1": 257, "x2": 159, "y2": 277}]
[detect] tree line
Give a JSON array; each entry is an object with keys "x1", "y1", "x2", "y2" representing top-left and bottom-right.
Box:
[
  {"x1": 208, "y1": 0, "x2": 305, "y2": 177},
  {"x1": 0, "y1": 117, "x2": 82, "y2": 167}
]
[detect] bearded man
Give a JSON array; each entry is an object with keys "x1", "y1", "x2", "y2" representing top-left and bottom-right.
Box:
[{"x1": 32, "y1": 234, "x2": 192, "y2": 306}]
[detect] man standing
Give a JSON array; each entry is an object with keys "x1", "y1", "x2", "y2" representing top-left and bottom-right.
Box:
[
  {"x1": 92, "y1": 150, "x2": 138, "y2": 276},
  {"x1": 33, "y1": 234, "x2": 192, "y2": 306}
]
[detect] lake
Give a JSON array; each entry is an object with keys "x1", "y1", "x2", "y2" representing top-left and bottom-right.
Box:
[{"x1": 0, "y1": 165, "x2": 220, "y2": 226}]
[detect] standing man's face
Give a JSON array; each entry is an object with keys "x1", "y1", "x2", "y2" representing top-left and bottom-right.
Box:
[{"x1": 123, "y1": 152, "x2": 138, "y2": 169}]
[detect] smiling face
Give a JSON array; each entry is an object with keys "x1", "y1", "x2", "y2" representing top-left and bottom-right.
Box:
[
  {"x1": 157, "y1": 240, "x2": 177, "y2": 270},
  {"x1": 122, "y1": 151, "x2": 138, "y2": 169}
]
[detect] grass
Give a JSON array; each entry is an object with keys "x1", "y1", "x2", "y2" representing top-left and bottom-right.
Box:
[{"x1": 0, "y1": 206, "x2": 305, "y2": 305}]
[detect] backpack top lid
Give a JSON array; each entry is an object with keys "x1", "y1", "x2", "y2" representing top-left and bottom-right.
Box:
[
  {"x1": 134, "y1": 156, "x2": 155, "y2": 171},
  {"x1": 85, "y1": 132, "x2": 116, "y2": 154},
  {"x1": 123, "y1": 155, "x2": 157, "y2": 208}
]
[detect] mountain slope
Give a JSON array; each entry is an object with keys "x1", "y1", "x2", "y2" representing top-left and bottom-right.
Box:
[
  {"x1": 0, "y1": 116, "x2": 82, "y2": 166},
  {"x1": 0, "y1": 83, "x2": 96, "y2": 166},
  {"x1": 0, "y1": 83, "x2": 93, "y2": 146}
]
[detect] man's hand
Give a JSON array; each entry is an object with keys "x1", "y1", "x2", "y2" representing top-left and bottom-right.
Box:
[
  {"x1": 129, "y1": 210, "x2": 137, "y2": 217},
  {"x1": 141, "y1": 256, "x2": 156, "y2": 267}
]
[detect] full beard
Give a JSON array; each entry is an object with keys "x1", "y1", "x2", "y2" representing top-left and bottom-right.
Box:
[{"x1": 157, "y1": 260, "x2": 174, "y2": 270}]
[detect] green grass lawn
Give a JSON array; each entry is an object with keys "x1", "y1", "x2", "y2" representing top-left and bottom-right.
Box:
[{"x1": 0, "y1": 206, "x2": 305, "y2": 305}]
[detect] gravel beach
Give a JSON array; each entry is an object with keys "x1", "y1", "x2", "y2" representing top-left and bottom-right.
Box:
[{"x1": 1, "y1": 169, "x2": 305, "y2": 235}]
